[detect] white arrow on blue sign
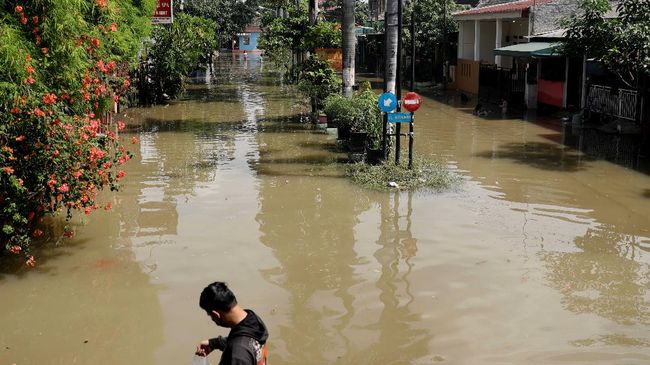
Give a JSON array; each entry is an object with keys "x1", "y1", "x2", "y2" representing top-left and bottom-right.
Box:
[
  {"x1": 387, "y1": 112, "x2": 412, "y2": 123},
  {"x1": 378, "y1": 92, "x2": 398, "y2": 113}
]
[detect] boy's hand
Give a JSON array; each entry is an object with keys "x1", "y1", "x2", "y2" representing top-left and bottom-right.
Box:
[{"x1": 196, "y1": 340, "x2": 212, "y2": 356}]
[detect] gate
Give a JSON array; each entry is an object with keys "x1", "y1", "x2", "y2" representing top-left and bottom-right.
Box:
[{"x1": 479, "y1": 64, "x2": 525, "y2": 111}]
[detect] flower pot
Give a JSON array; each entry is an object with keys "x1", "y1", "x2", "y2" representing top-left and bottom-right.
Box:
[
  {"x1": 366, "y1": 148, "x2": 383, "y2": 165},
  {"x1": 349, "y1": 131, "x2": 367, "y2": 152},
  {"x1": 337, "y1": 125, "x2": 351, "y2": 141}
]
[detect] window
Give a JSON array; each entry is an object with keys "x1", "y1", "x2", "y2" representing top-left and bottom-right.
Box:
[{"x1": 242, "y1": 36, "x2": 250, "y2": 46}]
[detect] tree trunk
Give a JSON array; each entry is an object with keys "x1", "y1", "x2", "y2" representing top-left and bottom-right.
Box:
[
  {"x1": 385, "y1": 0, "x2": 398, "y2": 94},
  {"x1": 342, "y1": 0, "x2": 356, "y2": 97},
  {"x1": 309, "y1": 0, "x2": 318, "y2": 25}
]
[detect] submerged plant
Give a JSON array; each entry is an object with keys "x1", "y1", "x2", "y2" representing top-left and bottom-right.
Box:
[{"x1": 346, "y1": 156, "x2": 461, "y2": 192}]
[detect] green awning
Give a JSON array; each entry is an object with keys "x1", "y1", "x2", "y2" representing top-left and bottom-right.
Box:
[{"x1": 493, "y1": 42, "x2": 562, "y2": 58}]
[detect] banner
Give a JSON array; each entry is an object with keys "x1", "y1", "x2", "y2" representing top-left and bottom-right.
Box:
[{"x1": 153, "y1": 0, "x2": 173, "y2": 25}]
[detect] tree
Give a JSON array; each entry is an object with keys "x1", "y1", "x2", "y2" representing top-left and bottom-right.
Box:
[
  {"x1": 385, "y1": 0, "x2": 398, "y2": 93},
  {"x1": 144, "y1": 13, "x2": 218, "y2": 101},
  {"x1": 0, "y1": 0, "x2": 154, "y2": 264},
  {"x1": 564, "y1": 0, "x2": 650, "y2": 88},
  {"x1": 342, "y1": 0, "x2": 355, "y2": 97},
  {"x1": 405, "y1": 0, "x2": 459, "y2": 63},
  {"x1": 321, "y1": 0, "x2": 370, "y2": 25},
  {"x1": 175, "y1": 0, "x2": 259, "y2": 48}
]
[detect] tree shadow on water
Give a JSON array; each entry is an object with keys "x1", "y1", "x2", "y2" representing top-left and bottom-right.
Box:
[{"x1": 474, "y1": 142, "x2": 595, "y2": 172}]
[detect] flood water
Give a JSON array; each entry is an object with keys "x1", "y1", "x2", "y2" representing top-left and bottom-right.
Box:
[{"x1": 2, "y1": 54, "x2": 650, "y2": 364}]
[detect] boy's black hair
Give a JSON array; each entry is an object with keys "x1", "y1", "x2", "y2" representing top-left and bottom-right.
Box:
[{"x1": 199, "y1": 281, "x2": 238, "y2": 312}]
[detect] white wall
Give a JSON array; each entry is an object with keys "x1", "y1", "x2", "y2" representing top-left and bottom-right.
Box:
[
  {"x1": 479, "y1": 21, "x2": 496, "y2": 63},
  {"x1": 460, "y1": 21, "x2": 475, "y2": 60}
]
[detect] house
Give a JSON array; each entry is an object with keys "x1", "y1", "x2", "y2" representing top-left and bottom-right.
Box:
[
  {"x1": 453, "y1": 0, "x2": 583, "y2": 111},
  {"x1": 235, "y1": 25, "x2": 262, "y2": 53}
]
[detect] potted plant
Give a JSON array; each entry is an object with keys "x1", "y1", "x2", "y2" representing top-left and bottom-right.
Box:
[
  {"x1": 324, "y1": 94, "x2": 356, "y2": 141},
  {"x1": 297, "y1": 56, "x2": 342, "y2": 113}
]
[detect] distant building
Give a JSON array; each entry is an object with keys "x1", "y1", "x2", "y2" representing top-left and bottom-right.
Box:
[
  {"x1": 453, "y1": 0, "x2": 587, "y2": 111},
  {"x1": 235, "y1": 25, "x2": 262, "y2": 53}
]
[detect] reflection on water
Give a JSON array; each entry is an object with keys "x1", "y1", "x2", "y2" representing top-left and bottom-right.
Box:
[{"x1": 2, "y1": 53, "x2": 650, "y2": 364}]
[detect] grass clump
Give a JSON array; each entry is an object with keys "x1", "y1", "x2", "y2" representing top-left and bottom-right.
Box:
[{"x1": 346, "y1": 157, "x2": 461, "y2": 192}]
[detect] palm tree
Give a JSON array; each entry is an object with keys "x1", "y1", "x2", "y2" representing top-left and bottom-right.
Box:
[
  {"x1": 309, "y1": 0, "x2": 318, "y2": 24},
  {"x1": 342, "y1": 0, "x2": 356, "y2": 97},
  {"x1": 385, "y1": 0, "x2": 398, "y2": 94}
]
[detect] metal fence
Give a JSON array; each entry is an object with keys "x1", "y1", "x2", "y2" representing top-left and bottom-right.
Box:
[
  {"x1": 586, "y1": 84, "x2": 638, "y2": 121},
  {"x1": 479, "y1": 64, "x2": 526, "y2": 110}
]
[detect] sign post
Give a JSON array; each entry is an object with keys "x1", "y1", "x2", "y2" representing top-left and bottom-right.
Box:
[
  {"x1": 378, "y1": 92, "x2": 398, "y2": 161},
  {"x1": 152, "y1": 0, "x2": 173, "y2": 25},
  {"x1": 379, "y1": 91, "x2": 421, "y2": 168},
  {"x1": 402, "y1": 92, "x2": 421, "y2": 169}
]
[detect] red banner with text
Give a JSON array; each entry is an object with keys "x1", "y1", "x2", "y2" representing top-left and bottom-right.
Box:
[{"x1": 152, "y1": 0, "x2": 173, "y2": 24}]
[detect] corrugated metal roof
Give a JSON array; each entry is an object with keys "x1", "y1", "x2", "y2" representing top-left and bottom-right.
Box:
[{"x1": 454, "y1": 0, "x2": 553, "y2": 17}]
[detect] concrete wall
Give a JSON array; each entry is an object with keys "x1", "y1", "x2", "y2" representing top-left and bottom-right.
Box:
[
  {"x1": 459, "y1": 21, "x2": 476, "y2": 60},
  {"x1": 532, "y1": 0, "x2": 581, "y2": 35},
  {"x1": 479, "y1": 21, "x2": 496, "y2": 63}
]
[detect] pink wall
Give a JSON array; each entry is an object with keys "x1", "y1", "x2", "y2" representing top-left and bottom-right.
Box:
[{"x1": 537, "y1": 79, "x2": 564, "y2": 107}]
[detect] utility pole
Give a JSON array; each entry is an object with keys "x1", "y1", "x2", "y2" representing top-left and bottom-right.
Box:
[
  {"x1": 383, "y1": 11, "x2": 389, "y2": 160},
  {"x1": 410, "y1": 0, "x2": 415, "y2": 92},
  {"x1": 442, "y1": 0, "x2": 447, "y2": 90},
  {"x1": 396, "y1": 0, "x2": 403, "y2": 165}
]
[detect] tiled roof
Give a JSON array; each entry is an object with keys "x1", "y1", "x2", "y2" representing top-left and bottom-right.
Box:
[
  {"x1": 244, "y1": 25, "x2": 262, "y2": 33},
  {"x1": 454, "y1": 0, "x2": 553, "y2": 17}
]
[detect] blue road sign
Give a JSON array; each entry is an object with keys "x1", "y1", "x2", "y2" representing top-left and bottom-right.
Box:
[
  {"x1": 378, "y1": 92, "x2": 398, "y2": 113},
  {"x1": 387, "y1": 112, "x2": 412, "y2": 123}
]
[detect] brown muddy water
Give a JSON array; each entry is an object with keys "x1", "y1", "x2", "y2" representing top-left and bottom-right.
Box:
[{"x1": 2, "y1": 54, "x2": 650, "y2": 365}]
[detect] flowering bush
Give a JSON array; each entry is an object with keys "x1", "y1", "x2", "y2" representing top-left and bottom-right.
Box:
[{"x1": 0, "y1": 0, "x2": 155, "y2": 266}]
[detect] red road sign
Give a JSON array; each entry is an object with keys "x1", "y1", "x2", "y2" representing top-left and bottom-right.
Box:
[{"x1": 402, "y1": 92, "x2": 422, "y2": 113}]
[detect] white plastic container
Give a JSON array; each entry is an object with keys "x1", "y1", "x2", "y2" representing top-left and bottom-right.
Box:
[{"x1": 191, "y1": 354, "x2": 209, "y2": 365}]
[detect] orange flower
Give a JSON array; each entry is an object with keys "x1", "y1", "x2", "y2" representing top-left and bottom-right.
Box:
[
  {"x1": 32, "y1": 16, "x2": 39, "y2": 25},
  {"x1": 63, "y1": 230, "x2": 75, "y2": 238},
  {"x1": 20, "y1": 14, "x2": 27, "y2": 25},
  {"x1": 123, "y1": 79, "x2": 131, "y2": 88},
  {"x1": 117, "y1": 170, "x2": 126, "y2": 179},
  {"x1": 15, "y1": 135, "x2": 26, "y2": 142},
  {"x1": 15, "y1": 5, "x2": 23, "y2": 12},
  {"x1": 25, "y1": 64, "x2": 35, "y2": 74},
  {"x1": 117, "y1": 121, "x2": 125, "y2": 130},
  {"x1": 25, "y1": 76, "x2": 35, "y2": 85},
  {"x1": 9, "y1": 245, "x2": 22, "y2": 254},
  {"x1": 2, "y1": 167, "x2": 14, "y2": 174},
  {"x1": 33, "y1": 108, "x2": 45, "y2": 117},
  {"x1": 97, "y1": 0, "x2": 107, "y2": 7},
  {"x1": 110, "y1": 23, "x2": 117, "y2": 32},
  {"x1": 131, "y1": 136, "x2": 138, "y2": 144},
  {"x1": 41, "y1": 47, "x2": 48, "y2": 54},
  {"x1": 104, "y1": 202, "x2": 112, "y2": 210},
  {"x1": 91, "y1": 38, "x2": 100, "y2": 48},
  {"x1": 57, "y1": 183, "x2": 69, "y2": 193},
  {"x1": 33, "y1": 229, "x2": 43, "y2": 238},
  {"x1": 42, "y1": 93, "x2": 57, "y2": 105},
  {"x1": 10, "y1": 107, "x2": 20, "y2": 114}
]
